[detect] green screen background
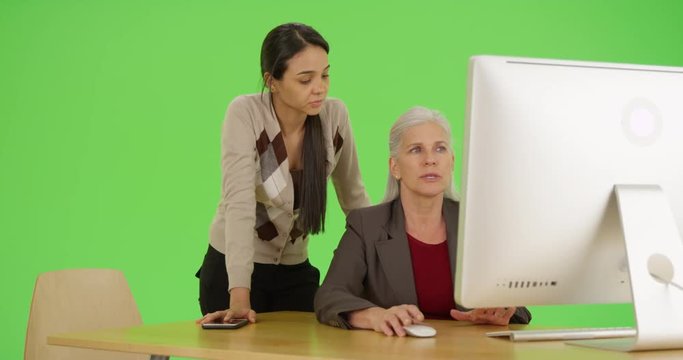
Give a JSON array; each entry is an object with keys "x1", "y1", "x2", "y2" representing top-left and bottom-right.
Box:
[{"x1": 2, "y1": 0, "x2": 683, "y2": 358}]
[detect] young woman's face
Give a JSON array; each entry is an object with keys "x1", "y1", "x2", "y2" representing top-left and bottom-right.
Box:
[
  {"x1": 270, "y1": 45, "x2": 330, "y2": 116},
  {"x1": 390, "y1": 122, "x2": 454, "y2": 199}
]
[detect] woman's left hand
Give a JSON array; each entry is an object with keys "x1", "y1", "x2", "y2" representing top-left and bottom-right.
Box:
[{"x1": 449, "y1": 307, "x2": 517, "y2": 325}]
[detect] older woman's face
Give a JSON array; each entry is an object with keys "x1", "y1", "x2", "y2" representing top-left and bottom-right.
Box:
[{"x1": 390, "y1": 122, "x2": 454, "y2": 199}]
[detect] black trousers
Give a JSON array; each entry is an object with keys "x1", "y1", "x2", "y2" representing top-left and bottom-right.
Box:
[{"x1": 197, "y1": 245, "x2": 320, "y2": 315}]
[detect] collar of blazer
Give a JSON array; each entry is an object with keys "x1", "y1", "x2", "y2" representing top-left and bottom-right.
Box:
[{"x1": 377, "y1": 197, "x2": 460, "y2": 306}]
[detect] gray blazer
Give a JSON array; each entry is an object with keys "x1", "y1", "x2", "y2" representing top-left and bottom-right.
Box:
[{"x1": 314, "y1": 198, "x2": 531, "y2": 329}]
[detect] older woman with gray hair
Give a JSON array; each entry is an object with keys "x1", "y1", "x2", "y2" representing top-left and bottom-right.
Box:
[{"x1": 314, "y1": 107, "x2": 531, "y2": 336}]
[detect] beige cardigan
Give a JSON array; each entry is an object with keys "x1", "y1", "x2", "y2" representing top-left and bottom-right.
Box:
[{"x1": 209, "y1": 94, "x2": 370, "y2": 290}]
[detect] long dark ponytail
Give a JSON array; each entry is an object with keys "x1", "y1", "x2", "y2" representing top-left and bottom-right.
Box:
[{"x1": 260, "y1": 23, "x2": 329, "y2": 234}]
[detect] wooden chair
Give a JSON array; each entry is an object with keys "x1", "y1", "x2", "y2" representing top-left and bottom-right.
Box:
[{"x1": 25, "y1": 269, "x2": 148, "y2": 360}]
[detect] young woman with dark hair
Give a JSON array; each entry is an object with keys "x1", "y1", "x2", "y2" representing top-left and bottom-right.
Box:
[{"x1": 197, "y1": 23, "x2": 370, "y2": 325}]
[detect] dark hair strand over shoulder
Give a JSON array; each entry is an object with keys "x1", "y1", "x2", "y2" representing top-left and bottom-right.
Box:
[{"x1": 260, "y1": 23, "x2": 330, "y2": 235}]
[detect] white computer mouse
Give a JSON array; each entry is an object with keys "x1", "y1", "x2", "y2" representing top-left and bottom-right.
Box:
[{"x1": 402, "y1": 324, "x2": 437, "y2": 338}]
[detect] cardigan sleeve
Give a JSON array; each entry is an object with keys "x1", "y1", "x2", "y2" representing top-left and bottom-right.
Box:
[
  {"x1": 221, "y1": 96, "x2": 258, "y2": 290},
  {"x1": 328, "y1": 100, "x2": 371, "y2": 214},
  {"x1": 314, "y1": 210, "x2": 378, "y2": 329}
]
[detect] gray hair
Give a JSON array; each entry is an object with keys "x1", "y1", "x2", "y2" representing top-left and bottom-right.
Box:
[{"x1": 382, "y1": 106, "x2": 459, "y2": 202}]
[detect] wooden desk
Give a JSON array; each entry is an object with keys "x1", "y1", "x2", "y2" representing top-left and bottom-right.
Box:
[{"x1": 48, "y1": 311, "x2": 683, "y2": 359}]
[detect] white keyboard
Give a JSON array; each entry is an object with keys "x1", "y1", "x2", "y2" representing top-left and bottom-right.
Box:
[{"x1": 487, "y1": 327, "x2": 636, "y2": 342}]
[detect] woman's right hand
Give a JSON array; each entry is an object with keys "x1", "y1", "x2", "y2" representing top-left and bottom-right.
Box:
[
  {"x1": 196, "y1": 287, "x2": 257, "y2": 324},
  {"x1": 348, "y1": 305, "x2": 424, "y2": 336},
  {"x1": 196, "y1": 306, "x2": 256, "y2": 324}
]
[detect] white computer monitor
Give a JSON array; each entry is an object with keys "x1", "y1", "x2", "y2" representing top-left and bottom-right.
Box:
[{"x1": 455, "y1": 55, "x2": 683, "y2": 351}]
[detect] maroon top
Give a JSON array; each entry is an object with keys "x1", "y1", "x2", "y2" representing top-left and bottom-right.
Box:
[{"x1": 407, "y1": 232, "x2": 456, "y2": 319}]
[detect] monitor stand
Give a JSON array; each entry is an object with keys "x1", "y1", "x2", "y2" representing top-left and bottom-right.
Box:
[{"x1": 568, "y1": 185, "x2": 683, "y2": 351}]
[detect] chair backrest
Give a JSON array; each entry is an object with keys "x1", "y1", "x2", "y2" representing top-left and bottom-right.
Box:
[{"x1": 25, "y1": 269, "x2": 147, "y2": 360}]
